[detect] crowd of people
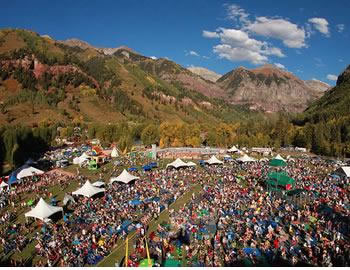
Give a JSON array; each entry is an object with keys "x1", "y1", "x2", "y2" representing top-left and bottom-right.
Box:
[
  {"x1": 125, "y1": 158, "x2": 349, "y2": 267},
  {"x1": 0, "y1": 154, "x2": 349, "y2": 267}
]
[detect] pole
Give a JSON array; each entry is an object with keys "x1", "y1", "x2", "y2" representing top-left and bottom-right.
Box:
[
  {"x1": 125, "y1": 236, "x2": 129, "y2": 267},
  {"x1": 145, "y1": 237, "x2": 151, "y2": 266}
]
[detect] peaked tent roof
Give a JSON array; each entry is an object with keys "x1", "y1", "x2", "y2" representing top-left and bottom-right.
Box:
[
  {"x1": 92, "y1": 181, "x2": 105, "y2": 187},
  {"x1": 227, "y1": 145, "x2": 239, "y2": 153},
  {"x1": 110, "y1": 169, "x2": 140, "y2": 184},
  {"x1": 0, "y1": 181, "x2": 9, "y2": 189},
  {"x1": 274, "y1": 154, "x2": 286, "y2": 162},
  {"x1": 166, "y1": 158, "x2": 189, "y2": 169},
  {"x1": 25, "y1": 198, "x2": 63, "y2": 221},
  {"x1": 334, "y1": 166, "x2": 350, "y2": 177},
  {"x1": 17, "y1": 166, "x2": 44, "y2": 179},
  {"x1": 237, "y1": 154, "x2": 256, "y2": 162},
  {"x1": 111, "y1": 147, "x2": 119, "y2": 158},
  {"x1": 63, "y1": 194, "x2": 76, "y2": 206},
  {"x1": 205, "y1": 155, "x2": 224, "y2": 165},
  {"x1": 72, "y1": 180, "x2": 105, "y2": 197},
  {"x1": 186, "y1": 161, "x2": 197, "y2": 167},
  {"x1": 73, "y1": 152, "x2": 89, "y2": 165}
]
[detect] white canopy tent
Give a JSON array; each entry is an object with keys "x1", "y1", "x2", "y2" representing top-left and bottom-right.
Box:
[
  {"x1": 237, "y1": 154, "x2": 256, "y2": 163},
  {"x1": 166, "y1": 158, "x2": 189, "y2": 169},
  {"x1": 205, "y1": 156, "x2": 224, "y2": 165},
  {"x1": 72, "y1": 180, "x2": 105, "y2": 198},
  {"x1": 17, "y1": 166, "x2": 44, "y2": 179},
  {"x1": 110, "y1": 169, "x2": 140, "y2": 184},
  {"x1": 274, "y1": 154, "x2": 286, "y2": 162},
  {"x1": 186, "y1": 161, "x2": 197, "y2": 167},
  {"x1": 0, "y1": 181, "x2": 9, "y2": 190},
  {"x1": 260, "y1": 158, "x2": 269, "y2": 162},
  {"x1": 73, "y1": 153, "x2": 89, "y2": 166},
  {"x1": 111, "y1": 147, "x2": 119, "y2": 158},
  {"x1": 333, "y1": 166, "x2": 350, "y2": 178},
  {"x1": 92, "y1": 181, "x2": 105, "y2": 187},
  {"x1": 25, "y1": 198, "x2": 63, "y2": 221},
  {"x1": 227, "y1": 145, "x2": 239, "y2": 153},
  {"x1": 63, "y1": 194, "x2": 76, "y2": 206}
]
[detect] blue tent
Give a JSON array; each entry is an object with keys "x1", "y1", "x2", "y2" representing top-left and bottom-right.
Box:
[
  {"x1": 152, "y1": 197, "x2": 160, "y2": 202},
  {"x1": 128, "y1": 167, "x2": 138, "y2": 172},
  {"x1": 8, "y1": 163, "x2": 31, "y2": 185},
  {"x1": 330, "y1": 174, "x2": 340, "y2": 179}
]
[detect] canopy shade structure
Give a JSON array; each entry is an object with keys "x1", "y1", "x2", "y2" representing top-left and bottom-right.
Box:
[
  {"x1": 227, "y1": 145, "x2": 239, "y2": 153},
  {"x1": 269, "y1": 159, "x2": 287, "y2": 167},
  {"x1": 92, "y1": 181, "x2": 105, "y2": 187},
  {"x1": 260, "y1": 158, "x2": 269, "y2": 162},
  {"x1": 186, "y1": 161, "x2": 197, "y2": 167},
  {"x1": 267, "y1": 172, "x2": 295, "y2": 187},
  {"x1": 274, "y1": 154, "x2": 286, "y2": 162},
  {"x1": 25, "y1": 198, "x2": 63, "y2": 221},
  {"x1": 0, "y1": 181, "x2": 9, "y2": 189},
  {"x1": 73, "y1": 152, "x2": 89, "y2": 165},
  {"x1": 72, "y1": 180, "x2": 105, "y2": 198},
  {"x1": 236, "y1": 154, "x2": 256, "y2": 163},
  {"x1": 17, "y1": 166, "x2": 44, "y2": 179},
  {"x1": 166, "y1": 158, "x2": 189, "y2": 169},
  {"x1": 110, "y1": 169, "x2": 140, "y2": 184},
  {"x1": 205, "y1": 156, "x2": 224, "y2": 165},
  {"x1": 63, "y1": 194, "x2": 76, "y2": 206},
  {"x1": 333, "y1": 166, "x2": 350, "y2": 178},
  {"x1": 111, "y1": 147, "x2": 119, "y2": 158}
]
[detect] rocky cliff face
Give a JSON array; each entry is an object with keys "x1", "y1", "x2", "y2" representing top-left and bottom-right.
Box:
[
  {"x1": 304, "y1": 79, "x2": 331, "y2": 92},
  {"x1": 187, "y1": 66, "x2": 221, "y2": 82},
  {"x1": 217, "y1": 64, "x2": 323, "y2": 112}
]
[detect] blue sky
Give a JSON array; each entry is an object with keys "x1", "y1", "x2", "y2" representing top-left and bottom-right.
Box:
[{"x1": 1, "y1": 0, "x2": 349, "y2": 84}]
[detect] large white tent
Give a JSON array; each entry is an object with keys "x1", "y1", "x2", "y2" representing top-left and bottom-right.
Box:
[
  {"x1": 25, "y1": 198, "x2": 63, "y2": 221},
  {"x1": 72, "y1": 180, "x2": 105, "y2": 198},
  {"x1": 0, "y1": 181, "x2": 9, "y2": 190},
  {"x1": 274, "y1": 154, "x2": 286, "y2": 162},
  {"x1": 63, "y1": 194, "x2": 76, "y2": 206},
  {"x1": 92, "y1": 181, "x2": 105, "y2": 187},
  {"x1": 166, "y1": 158, "x2": 189, "y2": 169},
  {"x1": 333, "y1": 166, "x2": 350, "y2": 178},
  {"x1": 73, "y1": 153, "x2": 89, "y2": 166},
  {"x1": 186, "y1": 161, "x2": 197, "y2": 167},
  {"x1": 111, "y1": 147, "x2": 119, "y2": 158},
  {"x1": 237, "y1": 154, "x2": 256, "y2": 163},
  {"x1": 17, "y1": 166, "x2": 44, "y2": 179},
  {"x1": 110, "y1": 169, "x2": 140, "y2": 184},
  {"x1": 227, "y1": 145, "x2": 239, "y2": 153},
  {"x1": 205, "y1": 156, "x2": 224, "y2": 165}
]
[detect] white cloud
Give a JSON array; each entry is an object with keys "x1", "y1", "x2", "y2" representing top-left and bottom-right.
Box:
[
  {"x1": 189, "y1": 50, "x2": 199, "y2": 57},
  {"x1": 246, "y1": 17, "x2": 307, "y2": 48},
  {"x1": 274, "y1": 63, "x2": 285, "y2": 69},
  {"x1": 214, "y1": 44, "x2": 268, "y2": 65},
  {"x1": 202, "y1": 30, "x2": 219, "y2": 38},
  {"x1": 202, "y1": 56, "x2": 210, "y2": 59},
  {"x1": 206, "y1": 27, "x2": 284, "y2": 65},
  {"x1": 336, "y1": 24, "x2": 345, "y2": 33},
  {"x1": 327, "y1": 74, "x2": 338, "y2": 81},
  {"x1": 149, "y1": 56, "x2": 157, "y2": 60},
  {"x1": 225, "y1": 4, "x2": 250, "y2": 25},
  {"x1": 308, "y1": 18, "x2": 330, "y2": 36}
]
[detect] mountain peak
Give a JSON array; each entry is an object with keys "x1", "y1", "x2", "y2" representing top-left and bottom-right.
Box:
[{"x1": 187, "y1": 66, "x2": 221, "y2": 82}]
